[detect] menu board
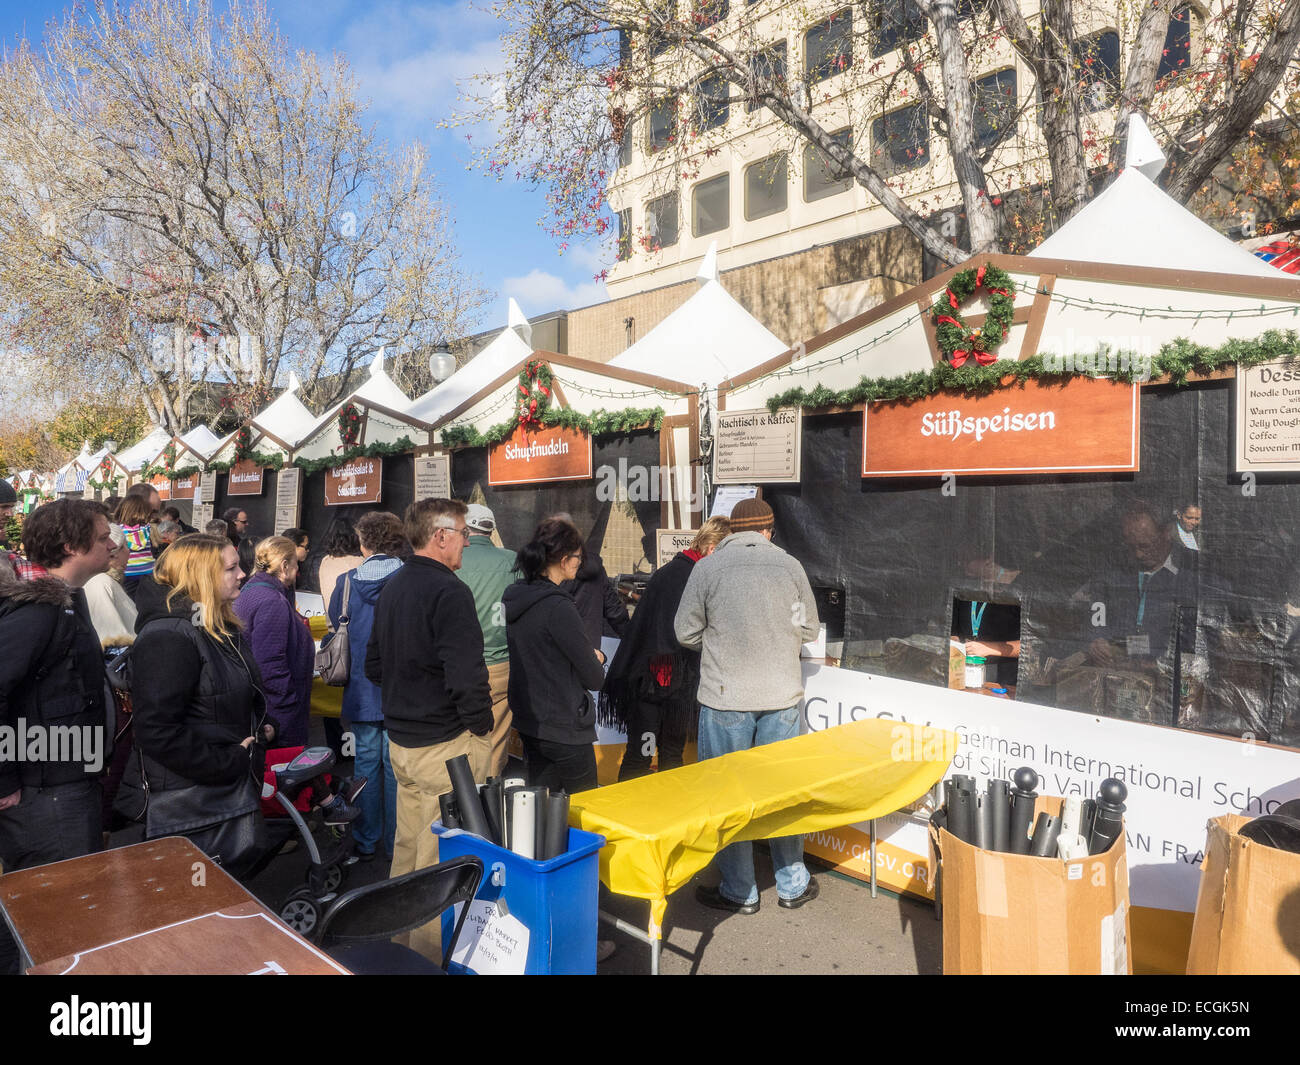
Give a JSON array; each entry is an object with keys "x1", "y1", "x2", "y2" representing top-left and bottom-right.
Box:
[
  {"x1": 1236, "y1": 357, "x2": 1300, "y2": 473},
  {"x1": 656, "y1": 529, "x2": 695, "y2": 568},
  {"x1": 714, "y1": 407, "x2": 801, "y2": 484},
  {"x1": 275, "y1": 466, "x2": 302, "y2": 532},
  {"x1": 199, "y1": 470, "x2": 218, "y2": 503},
  {"x1": 414, "y1": 454, "x2": 451, "y2": 499}
]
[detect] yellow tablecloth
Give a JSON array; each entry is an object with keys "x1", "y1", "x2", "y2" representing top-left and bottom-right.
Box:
[
  {"x1": 568, "y1": 718, "x2": 958, "y2": 934},
  {"x1": 307, "y1": 616, "x2": 343, "y2": 719}
]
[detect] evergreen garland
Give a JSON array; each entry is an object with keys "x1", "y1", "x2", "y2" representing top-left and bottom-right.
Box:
[
  {"x1": 765, "y1": 330, "x2": 1300, "y2": 413},
  {"x1": 441, "y1": 406, "x2": 665, "y2": 449},
  {"x1": 293, "y1": 437, "x2": 417, "y2": 475},
  {"x1": 208, "y1": 449, "x2": 285, "y2": 473}
]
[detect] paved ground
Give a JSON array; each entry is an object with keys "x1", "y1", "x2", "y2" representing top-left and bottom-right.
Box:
[{"x1": 112, "y1": 727, "x2": 942, "y2": 975}]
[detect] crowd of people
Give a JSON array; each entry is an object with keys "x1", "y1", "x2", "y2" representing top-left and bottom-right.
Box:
[{"x1": 0, "y1": 483, "x2": 822, "y2": 970}]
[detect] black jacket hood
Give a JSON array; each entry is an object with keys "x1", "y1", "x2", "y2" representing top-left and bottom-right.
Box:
[
  {"x1": 0, "y1": 572, "x2": 73, "y2": 609},
  {"x1": 134, "y1": 576, "x2": 197, "y2": 631},
  {"x1": 576, "y1": 552, "x2": 605, "y2": 582},
  {"x1": 502, "y1": 579, "x2": 573, "y2": 624}
]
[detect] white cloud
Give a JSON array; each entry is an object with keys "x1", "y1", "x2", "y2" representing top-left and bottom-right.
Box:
[{"x1": 501, "y1": 269, "x2": 608, "y2": 313}]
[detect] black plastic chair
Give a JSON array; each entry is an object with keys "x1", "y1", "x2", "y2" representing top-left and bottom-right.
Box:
[{"x1": 316, "y1": 855, "x2": 484, "y2": 974}]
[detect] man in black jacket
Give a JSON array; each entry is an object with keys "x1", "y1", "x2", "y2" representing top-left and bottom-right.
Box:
[
  {"x1": 365, "y1": 498, "x2": 491, "y2": 956},
  {"x1": 0, "y1": 499, "x2": 114, "y2": 973}
]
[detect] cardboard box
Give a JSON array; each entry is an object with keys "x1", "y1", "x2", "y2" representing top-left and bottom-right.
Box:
[
  {"x1": 932, "y1": 797, "x2": 1132, "y2": 974},
  {"x1": 1186, "y1": 814, "x2": 1300, "y2": 974}
]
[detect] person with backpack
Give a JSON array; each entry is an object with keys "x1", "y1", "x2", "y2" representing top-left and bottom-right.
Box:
[{"x1": 0, "y1": 499, "x2": 115, "y2": 973}]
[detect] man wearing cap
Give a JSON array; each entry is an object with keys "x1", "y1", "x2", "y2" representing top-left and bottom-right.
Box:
[
  {"x1": 674, "y1": 497, "x2": 822, "y2": 914},
  {"x1": 456, "y1": 504, "x2": 518, "y2": 776}
]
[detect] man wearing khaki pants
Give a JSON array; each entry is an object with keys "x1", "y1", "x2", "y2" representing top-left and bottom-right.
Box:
[
  {"x1": 365, "y1": 498, "x2": 492, "y2": 957},
  {"x1": 456, "y1": 504, "x2": 517, "y2": 776}
]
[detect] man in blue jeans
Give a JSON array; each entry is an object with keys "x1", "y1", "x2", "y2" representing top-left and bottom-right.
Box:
[{"x1": 674, "y1": 498, "x2": 821, "y2": 914}]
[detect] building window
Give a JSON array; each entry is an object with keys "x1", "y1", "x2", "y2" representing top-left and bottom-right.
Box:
[
  {"x1": 618, "y1": 29, "x2": 631, "y2": 63},
  {"x1": 649, "y1": 0, "x2": 676, "y2": 57},
  {"x1": 646, "y1": 192, "x2": 680, "y2": 249},
  {"x1": 972, "y1": 69, "x2": 1017, "y2": 150},
  {"x1": 745, "y1": 152, "x2": 788, "y2": 220},
  {"x1": 1075, "y1": 30, "x2": 1120, "y2": 112},
  {"x1": 617, "y1": 209, "x2": 631, "y2": 261},
  {"x1": 747, "y1": 42, "x2": 786, "y2": 113},
  {"x1": 803, "y1": 128, "x2": 853, "y2": 201},
  {"x1": 871, "y1": 103, "x2": 929, "y2": 176},
  {"x1": 871, "y1": 0, "x2": 925, "y2": 58},
  {"x1": 648, "y1": 96, "x2": 677, "y2": 153},
  {"x1": 805, "y1": 10, "x2": 852, "y2": 84},
  {"x1": 694, "y1": 73, "x2": 730, "y2": 131},
  {"x1": 1157, "y1": 5, "x2": 1194, "y2": 80},
  {"x1": 692, "y1": 173, "x2": 730, "y2": 236},
  {"x1": 617, "y1": 122, "x2": 633, "y2": 168},
  {"x1": 694, "y1": 0, "x2": 728, "y2": 30}
]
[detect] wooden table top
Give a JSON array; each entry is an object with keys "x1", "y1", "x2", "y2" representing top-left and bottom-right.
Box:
[{"x1": 1, "y1": 836, "x2": 346, "y2": 975}]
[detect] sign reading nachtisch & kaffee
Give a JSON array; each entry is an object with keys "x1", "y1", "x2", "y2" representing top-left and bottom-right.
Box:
[
  {"x1": 488, "y1": 425, "x2": 592, "y2": 486},
  {"x1": 226, "y1": 459, "x2": 265, "y2": 496},
  {"x1": 325, "y1": 457, "x2": 383, "y2": 506},
  {"x1": 862, "y1": 376, "x2": 1140, "y2": 477},
  {"x1": 1235, "y1": 356, "x2": 1300, "y2": 473}
]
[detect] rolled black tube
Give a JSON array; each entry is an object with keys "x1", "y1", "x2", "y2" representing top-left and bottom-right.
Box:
[
  {"x1": 438, "y1": 791, "x2": 461, "y2": 830},
  {"x1": 1080, "y1": 799, "x2": 1097, "y2": 843},
  {"x1": 974, "y1": 793, "x2": 990, "y2": 850},
  {"x1": 446, "y1": 754, "x2": 492, "y2": 841},
  {"x1": 1030, "y1": 812, "x2": 1061, "y2": 857},
  {"x1": 987, "y1": 779, "x2": 1010, "y2": 853},
  {"x1": 541, "y1": 792, "x2": 570, "y2": 860},
  {"x1": 1087, "y1": 779, "x2": 1128, "y2": 855},
  {"x1": 947, "y1": 787, "x2": 974, "y2": 844},
  {"x1": 950, "y1": 774, "x2": 976, "y2": 795},
  {"x1": 1009, "y1": 767, "x2": 1039, "y2": 855},
  {"x1": 481, "y1": 780, "x2": 505, "y2": 846}
]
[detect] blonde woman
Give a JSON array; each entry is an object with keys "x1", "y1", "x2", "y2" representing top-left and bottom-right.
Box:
[
  {"x1": 233, "y1": 536, "x2": 316, "y2": 747},
  {"x1": 129, "y1": 535, "x2": 272, "y2": 873}
]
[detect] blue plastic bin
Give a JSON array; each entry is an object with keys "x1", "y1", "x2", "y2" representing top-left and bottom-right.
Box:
[{"x1": 432, "y1": 822, "x2": 605, "y2": 975}]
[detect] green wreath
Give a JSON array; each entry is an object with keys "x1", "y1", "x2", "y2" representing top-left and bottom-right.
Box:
[
  {"x1": 516, "y1": 360, "x2": 553, "y2": 430},
  {"x1": 931, "y1": 264, "x2": 1016, "y2": 366},
  {"x1": 338, "y1": 402, "x2": 362, "y2": 449}
]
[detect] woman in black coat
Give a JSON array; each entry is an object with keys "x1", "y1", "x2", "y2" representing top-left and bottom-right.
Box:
[
  {"x1": 130, "y1": 534, "x2": 274, "y2": 874},
  {"x1": 503, "y1": 519, "x2": 608, "y2": 794},
  {"x1": 603, "y1": 516, "x2": 731, "y2": 780}
]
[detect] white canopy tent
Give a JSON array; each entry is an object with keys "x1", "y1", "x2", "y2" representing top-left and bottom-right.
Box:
[
  {"x1": 609, "y1": 243, "x2": 789, "y2": 388},
  {"x1": 293, "y1": 349, "x2": 422, "y2": 462}
]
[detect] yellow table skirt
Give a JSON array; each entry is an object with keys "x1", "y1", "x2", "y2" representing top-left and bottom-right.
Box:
[
  {"x1": 569, "y1": 718, "x2": 957, "y2": 934},
  {"x1": 307, "y1": 617, "x2": 342, "y2": 719}
]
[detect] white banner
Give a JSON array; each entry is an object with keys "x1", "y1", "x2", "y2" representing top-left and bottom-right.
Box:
[{"x1": 799, "y1": 663, "x2": 1300, "y2": 913}]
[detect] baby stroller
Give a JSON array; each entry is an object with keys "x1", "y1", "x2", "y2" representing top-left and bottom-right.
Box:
[{"x1": 239, "y1": 745, "x2": 364, "y2": 939}]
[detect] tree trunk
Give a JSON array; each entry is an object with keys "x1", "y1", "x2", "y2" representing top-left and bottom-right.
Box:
[{"x1": 1108, "y1": 0, "x2": 1173, "y2": 175}]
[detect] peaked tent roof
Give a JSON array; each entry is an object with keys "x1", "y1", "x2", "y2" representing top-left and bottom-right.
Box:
[
  {"x1": 407, "y1": 301, "x2": 536, "y2": 426},
  {"x1": 253, "y1": 373, "x2": 318, "y2": 449},
  {"x1": 178, "y1": 424, "x2": 224, "y2": 461},
  {"x1": 1030, "y1": 167, "x2": 1279, "y2": 279},
  {"x1": 116, "y1": 427, "x2": 176, "y2": 473},
  {"x1": 609, "y1": 277, "x2": 789, "y2": 387}
]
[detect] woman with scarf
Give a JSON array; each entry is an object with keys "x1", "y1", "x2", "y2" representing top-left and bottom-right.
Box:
[{"x1": 604, "y1": 516, "x2": 730, "y2": 781}]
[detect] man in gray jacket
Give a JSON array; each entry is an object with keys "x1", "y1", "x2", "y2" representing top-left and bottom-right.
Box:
[{"x1": 674, "y1": 497, "x2": 821, "y2": 914}]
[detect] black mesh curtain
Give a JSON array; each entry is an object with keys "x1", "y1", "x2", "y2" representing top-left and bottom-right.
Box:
[{"x1": 766, "y1": 384, "x2": 1300, "y2": 747}]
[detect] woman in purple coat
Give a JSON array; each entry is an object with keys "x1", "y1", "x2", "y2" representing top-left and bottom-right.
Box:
[{"x1": 233, "y1": 536, "x2": 315, "y2": 746}]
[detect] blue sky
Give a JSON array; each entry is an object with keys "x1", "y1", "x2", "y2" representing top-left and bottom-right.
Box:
[{"x1": 0, "y1": 0, "x2": 611, "y2": 331}]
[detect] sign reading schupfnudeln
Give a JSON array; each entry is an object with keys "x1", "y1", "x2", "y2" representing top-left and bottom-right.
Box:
[
  {"x1": 714, "y1": 407, "x2": 802, "y2": 484},
  {"x1": 1236, "y1": 356, "x2": 1300, "y2": 473},
  {"x1": 488, "y1": 425, "x2": 592, "y2": 486},
  {"x1": 325, "y1": 457, "x2": 383, "y2": 506}
]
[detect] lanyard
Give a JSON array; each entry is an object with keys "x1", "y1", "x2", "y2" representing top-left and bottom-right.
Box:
[{"x1": 970, "y1": 602, "x2": 988, "y2": 640}]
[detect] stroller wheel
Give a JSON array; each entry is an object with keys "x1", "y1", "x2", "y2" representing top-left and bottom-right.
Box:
[
  {"x1": 280, "y1": 890, "x2": 322, "y2": 938},
  {"x1": 308, "y1": 862, "x2": 345, "y2": 895}
]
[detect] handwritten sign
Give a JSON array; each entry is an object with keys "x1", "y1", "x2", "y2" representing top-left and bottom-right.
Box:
[
  {"x1": 715, "y1": 407, "x2": 801, "y2": 484},
  {"x1": 324, "y1": 457, "x2": 383, "y2": 506},
  {"x1": 414, "y1": 454, "x2": 451, "y2": 499},
  {"x1": 449, "y1": 899, "x2": 530, "y2": 975},
  {"x1": 656, "y1": 529, "x2": 694, "y2": 568},
  {"x1": 1236, "y1": 357, "x2": 1300, "y2": 472},
  {"x1": 227, "y1": 459, "x2": 265, "y2": 496}
]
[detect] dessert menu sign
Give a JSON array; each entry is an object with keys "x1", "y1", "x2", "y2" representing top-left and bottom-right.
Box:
[
  {"x1": 1236, "y1": 357, "x2": 1300, "y2": 473},
  {"x1": 714, "y1": 408, "x2": 802, "y2": 484}
]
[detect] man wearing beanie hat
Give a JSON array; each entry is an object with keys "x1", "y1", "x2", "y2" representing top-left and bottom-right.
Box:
[{"x1": 674, "y1": 496, "x2": 821, "y2": 914}]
